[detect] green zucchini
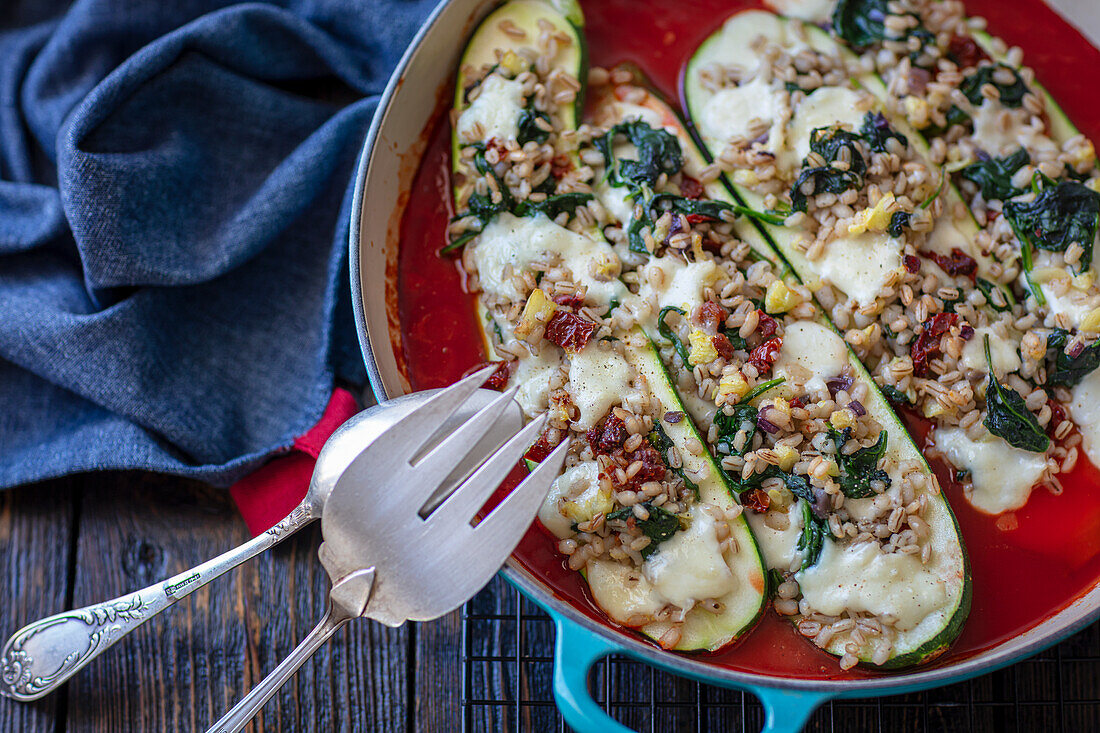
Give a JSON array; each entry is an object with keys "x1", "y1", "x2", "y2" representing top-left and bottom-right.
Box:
[
  {"x1": 451, "y1": 0, "x2": 586, "y2": 207},
  {"x1": 679, "y1": 16, "x2": 971, "y2": 667},
  {"x1": 582, "y1": 330, "x2": 767, "y2": 652},
  {"x1": 453, "y1": 5, "x2": 767, "y2": 653}
]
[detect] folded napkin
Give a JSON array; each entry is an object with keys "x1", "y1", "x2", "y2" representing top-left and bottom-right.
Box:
[{"x1": 0, "y1": 0, "x2": 435, "y2": 490}]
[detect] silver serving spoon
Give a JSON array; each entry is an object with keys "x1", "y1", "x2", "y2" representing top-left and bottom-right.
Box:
[
  {"x1": 207, "y1": 368, "x2": 569, "y2": 732},
  {"x1": 0, "y1": 378, "x2": 521, "y2": 701}
]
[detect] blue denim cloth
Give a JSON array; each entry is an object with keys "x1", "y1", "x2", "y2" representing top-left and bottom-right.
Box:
[{"x1": 0, "y1": 0, "x2": 435, "y2": 487}]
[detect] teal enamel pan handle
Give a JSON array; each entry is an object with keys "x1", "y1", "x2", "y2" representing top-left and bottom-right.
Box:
[{"x1": 551, "y1": 615, "x2": 832, "y2": 733}]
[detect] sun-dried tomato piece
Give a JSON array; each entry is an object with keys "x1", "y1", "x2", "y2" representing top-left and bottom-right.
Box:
[
  {"x1": 712, "y1": 333, "x2": 735, "y2": 360},
  {"x1": 586, "y1": 414, "x2": 628, "y2": 456},
  {"x1": 920, "y1": 248, "x2": 978, "y2": 280},
  {"x1": 695, "y1": 301, "x2": 728, "y2": 332},
  {"x1": 680, "y1": 176, "x2": 705, "y2": 199},
  {"x1": 551, "y1": 153, "x2": 573, "y2": 179},
  {"x1": 947, "y1": 34, "x2": 989, "y2": 69},
  {"x1": 741, "y1": 488, "x2": 770, "y2": 513},
  {"x1": 524, "y1": 430, "x2": 557, "y2": 463},
  {"x1": 685, "y1": 213, "x2": 714, "y2": 225},
  {"x1": 911, "y1": 312, "x2": 960, "y2": 377},
  {"x1": 545, "y1": 310, "x2": 596, "y2": 351},
  {"x1": 700, "y1": 237, "x2": 723, "y2": 254},
  {"x1": 903, "y1": 255, "x2": 921, "y2": 274},
  {"x1": 748, "y1": 337, "x2": 783, "y2": 374},
  {"x1": 552, "y1": 292, "x2": 585, "y2": 309},
  {"x1": 756, "y1": 310, "x2": 779, "y2": 339},
  {"x1": 626, "y1": 444, "x2": 667, "y2": 485},
  {"x1": 461, "y1": 360, "x2": 512, "y2": 391},
  {"x1": 1047, "y1": 399, "x2": 1067, "y2": 437}
]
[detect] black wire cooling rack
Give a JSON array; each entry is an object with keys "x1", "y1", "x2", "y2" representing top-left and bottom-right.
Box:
[{"x1": 461, "y1": 576, "x2": 1100, "y2": 732}]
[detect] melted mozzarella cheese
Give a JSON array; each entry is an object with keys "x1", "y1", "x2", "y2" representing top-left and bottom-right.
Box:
[
  {"x1": 597, "y1": 179, "x2": 636, "y2": 225},
  {"x1": 456, "y1": 75, "x2": 526, "y2": 144},
  {"x1": 1035, "y1": 277, "x2": 1099, "y2": 330},
  {"x1": 471, "y1": 213, "x2": 622, "y2": 305},
  {"x1": 644, "y1": 509, "x2": 737, "y2": 607},
  {"x1": 933, "y1": 426, "x2": 1047, "y2": 514},
  {"x1": 637, "y1": 256, "x2": 721, "y2": 316},
  {"x1": 816, "y1": 231, "x2": 904, "y2": 307},
  {"x1": 958, "y1": 326, "x2": 1021, "y2": 377},
  {"x1": 586, "y1": 558, "x2": 667, "y2": 624},
  {"x1": 512, "y1": 344, "x2": 565, "y2": 417},
  {"x1": 1071, "y1": 368, "x2": 1100, "y2": 469},
  {"x1": 797, "y1": 540, "x2": 947, "y2": 631},
  {"x1": 610, "y1": 101, "x2": 665, "y2": 129},
  {"x1": 703, "y1": 10, "x2": 807, "y2": 76},
  {"x1": 772, "y1": 321, "x2": 850, "y2": 394},
  {"x1": 844, "y1": 492, "x2": 893, "y2": 524},
  {"x1": 538, "y1": 461, "x2": 608, "y2": 538},
  {"x1": 745, "y1": 501, "x2": 804, "y2": 571},
  {"x1": 971, "y1": 101, "x2": 1057, "y2": 158},
  {"x1": 764, "y1": 0, "x2": 835, "y2": 22},
  {"x1": 567, "y1": 342, "x2": 633, "y2": 429},
  {"x1": 699, "y1": 75, "x2": 788, "y2": 153},
  {"x1": 787, "y1": 86, "x2": 869, "y2": 163}
]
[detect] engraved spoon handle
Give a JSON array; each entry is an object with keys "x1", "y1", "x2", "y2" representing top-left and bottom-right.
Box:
[{"x1": 0, "y1": 503, "x2": 317, "y2": 701}]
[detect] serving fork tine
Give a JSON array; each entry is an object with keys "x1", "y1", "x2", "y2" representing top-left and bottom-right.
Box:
[{"x1": 207, "y1": 377, "x2": 570, "y2": 733}]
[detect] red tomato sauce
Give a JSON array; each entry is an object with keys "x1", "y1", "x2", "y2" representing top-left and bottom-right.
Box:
[{"x1": 396, "y1": 0, "x2": 1100, "y2": 679}]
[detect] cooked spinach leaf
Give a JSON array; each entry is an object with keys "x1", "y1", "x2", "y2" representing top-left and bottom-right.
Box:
[
  {"x1": 860, "y1": 112, "x2": 908, "y2": 154},
  {"x1": 881, "y1": 384, "x2": 912, "y2": 406},
  {"x1": 888, "y1": 211, "x2": 912, "y2": 237},
  {"x1": 647, "y1": 423, "x2": 700, "y2": 500},
  {"x1": 831, "y1": 0, "x2": 890, "y2": 49},
  {"x1": 594, "y1": 119, "x2": 683, "y2": 190},
  {"x1": 789, "y1": 126, "x2": 867, "y2": 211},
  {"x1": 959, "y1": 63, "x2": 1029, "y2": 109},
  {"x1": 713, "y1": 377, "x2": 786, "y2": 459},
  {"x1": 516, "y1": 105, "x2": 551, "y2": 145},
  {"x1": 810, "y1": 127, "x2": 868, "y2": 178},
  {"x1": 714, "y1": 402, "x2": 759, "y2": 459},
  {"x1": 790, "y1": 166, "x2": 863, "y2": 212},
  {"x1": 960, "y1": 148, "x2": 1031, "y2": 201},
  {"x1": 1045, "y1": 328, "x2": 1100, "y2": 388},
  {"x1": 1003, "y1": 179, "x2": 1100, "y2": 275},
  {"x1": 514, "y1": 192, "x2": 594, "y2": 219},
  {"x1": 796, "y1": 500, "x2": 829, "y2": 569},
  {"x1": 657, "y1": 306, "x2": 692, "y2": 367},
  {"x1": 831, "y1": 429, "x2": 892, "y2": 499},
  {"x1": 607, "y1": 502, "x2": 681, "y2": 558},
  {"x1": 983, "y1": 335, "x2": 1050, "y2": 452}
]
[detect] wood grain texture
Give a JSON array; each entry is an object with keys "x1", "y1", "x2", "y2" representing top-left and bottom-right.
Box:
[
  {"x1": 0, "y1": 480, "x2": 75, "y2": 733},
  {"x1": 59, "y1": 472, "x2": 409, "y2": 733},
  {"x1": 2, "y1": 470, "x2": 1099, "y2": 732}
]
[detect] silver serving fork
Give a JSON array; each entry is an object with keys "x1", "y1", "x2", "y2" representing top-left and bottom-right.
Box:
[
  {"x1": 207, "y1": 371, "x2": 570, "y2": 732},
  {"x1": 0, "y1": 367, "x2": 519, "y2": 702}
]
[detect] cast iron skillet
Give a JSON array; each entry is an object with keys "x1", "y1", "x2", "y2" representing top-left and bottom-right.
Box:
[{"x1": 347, "y1": 0, "x2": 1100, "y2": 729}]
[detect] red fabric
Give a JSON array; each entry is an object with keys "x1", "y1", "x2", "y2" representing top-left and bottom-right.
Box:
[{"x1": 230, "y1": 387, "x2": 360, "y2": 535}]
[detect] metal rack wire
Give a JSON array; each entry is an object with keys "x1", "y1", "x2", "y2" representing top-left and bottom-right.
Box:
[{"x1": 461, "y1": 576, "x2": 1100, "y2": 732}]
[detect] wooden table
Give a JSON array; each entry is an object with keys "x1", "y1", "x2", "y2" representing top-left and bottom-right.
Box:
[{"x1": 2, "y1": 472, "x2": 1098, "y2": 732}]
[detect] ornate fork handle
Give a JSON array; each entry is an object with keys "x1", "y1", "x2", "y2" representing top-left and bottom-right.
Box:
[{"x1": 0, "y1": 503, "x2": 316, "y2": 701}]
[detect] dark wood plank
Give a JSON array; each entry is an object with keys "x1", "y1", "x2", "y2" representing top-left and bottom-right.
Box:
[
  {"x1": 414, "y1": 609, "x2": 463, "y2": 733},
  {"x1": 0, "y1": 480, "x2": 76, "y2": 733},
  {"x1": 61, "y1": 472, "x2": 409, "y2": 733}
]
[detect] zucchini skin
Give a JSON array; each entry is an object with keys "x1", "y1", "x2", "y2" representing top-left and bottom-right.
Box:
[{"x1": 679, "y1": 13, "x2": 972, "y2": 668}]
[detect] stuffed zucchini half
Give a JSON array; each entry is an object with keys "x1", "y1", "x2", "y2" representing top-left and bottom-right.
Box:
[
  {"x1": 684, "y1": 7, "x2": 1098, "y2": 521},
  {"x1": 447, "y1": 0, "x2": 767, "y2": 653},
  {"x1": 588, "y1": 73, "x2": 968, "y2": 669}
]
